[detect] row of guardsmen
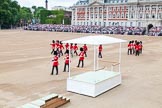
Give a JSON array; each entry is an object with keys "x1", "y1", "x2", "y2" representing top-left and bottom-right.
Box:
[
  {"x1": 50, "y1": 40, "x2": 103, "y2": 75},
  {"x1": 127, "y1": 40, "x2": 143, "y2": 56}
]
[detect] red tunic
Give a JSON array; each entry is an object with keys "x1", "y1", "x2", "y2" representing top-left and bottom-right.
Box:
[
  {"x1": 99, "y1": 45, "x2": 102, "y2": 52},
  {"x1": 50, "y1": 43, "x2": 55, "y2": 49},
  {"x1": 139, "y1": 44, "x2": 142, "y2": 50},
  {"x1": 79, "y1": 51, "x2": 84, "y2": 60},
  {"x1": 65, "y1": 43, "x2": 69, "y2": 49},
  {"x1": 52, "y1": 56, "x2": 58, "y2": 66},
  {"x1": 128, "y1": 44, "x2": 131, "y2": 49},
  {"x1": 70, "y1": 45, "x2": 73, "y2": 50},
  {"x1": 73, "y1": 45, "x2": 78, "y2": 51},
  {"x1": 83, "y1": 45, "x2": 88, "y2": 52},
  {"x1": 59, "y1": 44, "x2": 64, "y2": 50},
  {"x1": 65, "y1": 55, "x2": 69, "y2": 64},
  {"x1": 56, "y1": 43, "x2": 60, "y2": 49},
  {"x1": 135, "y1": 45, "x2": 139, "y2": 51}
]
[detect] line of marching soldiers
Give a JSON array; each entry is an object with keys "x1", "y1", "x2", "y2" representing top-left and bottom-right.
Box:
[
  {"x1": 127, "y1": 40, "x2": 143, "y2": 56},
  {"x1": 50, "y1": 40, "x2": 103, "y2": 75}
]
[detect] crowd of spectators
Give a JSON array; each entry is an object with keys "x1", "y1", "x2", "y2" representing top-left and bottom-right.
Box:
[
  {"x1": 24, "y1": 24, "x2": 162, "y2": 36},
  {"x1": 24, "y1": 24, "x2": 147, "y2": 35},
  {"x1": 148, "y1": 26, "x2": 162, "y2": 36}
]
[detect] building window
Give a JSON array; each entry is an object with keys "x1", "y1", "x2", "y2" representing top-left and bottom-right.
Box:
[
  {"x1": 109, "y1": 14, "x2": 111, "y2": 18},
  {"x1": 138, "y1": 22, "x2": 141, "y2": 27},
  {"x1": 131, "y1": 14, "x2": 133, "y2": 18},
  {"x1": 104, "y1": 7, "x2": 107, "y2": 11},
  {"x1": 99, "y1": 14, "x2": 102, "y2": 18},
  {"x1": 117, "y1": 13, "x2": 120, "y2": 18},
  {"x1": 104, "y1": 22, "x2": 106, "y2": 26},
  {"x1": 121, "y1": 22, "x2": 123, "y2": 26},
  {"x1": 146, "y1": 13, "x2": 149, "y2": 19},
  {"x1": 140, "y1": 13, "x2": 143, "y2": 18},
  {"x1": 122, "y1": 7, "x2": 124, "y2": 11},
  {"x1": 117, "y1": 7, "x2": 120, "y2": 11},
  {"x1": 109, "y1": 22, "x2": 111, "y2": 26},
  {"x1": 152, "y1": 14, "x2": 155, "y2": 19},
  {"x1": 130, "y1": 22, "x2": 133, "y2": 26},
  {"x1": 109, "y1": 7, "x2": 112, "y2": 11},
  {"x1": 113, "y1": 13, "x2": 115, "y2": 18},
  {"x1": 126, "y1": 14, "x2": 128, "y2": 18},
  {"x1": 95, "y1": 7, "x2": 97, "y2": 12},
  {"x1": 99, "y1": 22, "x2": 101, "y2": 26},
  {"x1": 104, "y1": 14, "x2": 106, "y2": 18},
  {"x1": 113, "y1": 7, "x2": 116, "y2": 11},
  {"x1": 95, "y1": 14, "x2": 97, "y2": 18},
  {"x1": 121, "y1": 13, "x2": 124, "y2": 18},
  {"x1": 125, "y1": 22, "x2": 127, "y2": 26},
  {"x1": 159, "y1": 13, "x2": 162, "y2": 19},
  {"x1": 91, "y1": 14, "x2": 93, "y2": 18},
  {"x1": 90, "y1": 8, "x2": 93, "y2": 12}
]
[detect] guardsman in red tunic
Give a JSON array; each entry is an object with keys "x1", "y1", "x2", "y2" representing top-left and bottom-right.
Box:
[
  {"x1": 83, "y1": 44, "x2": 88, "y2": 57},
  {"x1": 59, "y1": 41, "x2": 64, "y2": 56},
  {"x1": 63, "y1": 50, "x2": 69, "y2": 72},
  {"x1": 56, "y1": 40, "x2": 60, "y2": 57},
  {"x1": 127, "y1": 41, "x2": 132, "y2": 55},
  {"x1": 139, "y1": 41, "x2": 143, "y2": 54},
  {"x1": 135, "y1": 42, "x2": 140, "y2": 56},
  {"x1": 134, "y1": 40, "x2": 138, "y2": 54},
  {"x1": 73, "y1": 43, "x2": 78, "y2": 56},
  {"x1": 50, "y1": 40, "x2": 55, "y2": 55},
  {"x1": 64, "y1": 43, "x2": 69, "y2": 54},
  {"x1": 51, "y1": 51, "x2": 59, "y2": 75},
  {"x1": 77, "y1": 47, "x2": 84, "y2": 68},
  {"x1": 70, "y1": 43, "x2": 74, "y2": 57},
  {"x1": 98, "y1": 44, "x2": 103, "y2": 58}
]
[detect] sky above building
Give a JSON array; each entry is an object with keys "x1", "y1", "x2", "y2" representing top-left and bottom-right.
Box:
[{"x1": 15, "y1": 0, "x2": 78, "y2": 9}]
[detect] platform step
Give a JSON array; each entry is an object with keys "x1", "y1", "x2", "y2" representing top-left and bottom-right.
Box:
[{"x1": 18, "y1": 94, "x2": 70, "y2": 108}]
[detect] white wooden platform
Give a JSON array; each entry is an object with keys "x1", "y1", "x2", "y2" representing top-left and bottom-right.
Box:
[{"x1": 67, "y1": 70, "x2": 121, "y2": 97}]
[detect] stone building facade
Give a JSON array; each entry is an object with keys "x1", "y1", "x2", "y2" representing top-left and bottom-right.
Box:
[{"x1": 71, "y1": 0, "x2": 162, "y2": 27}]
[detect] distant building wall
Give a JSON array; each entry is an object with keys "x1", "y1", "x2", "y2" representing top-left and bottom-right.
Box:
[{"x1": 71, "y1": 0, "x2": 162, "y2": 27}]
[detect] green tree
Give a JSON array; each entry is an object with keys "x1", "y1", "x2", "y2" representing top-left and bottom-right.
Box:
[
  {"x1": 31, "y1": 6, "x2": 45, "y2": 23},
  {"x1": 40, "y1": 9, "x2": 67, "y2": 24},
  {"x1": 19, "y1": 7, "x2": 32, "y2": 26},
  {"x1": 0, "y1": 0, "x2": 32, "y2": 29}
]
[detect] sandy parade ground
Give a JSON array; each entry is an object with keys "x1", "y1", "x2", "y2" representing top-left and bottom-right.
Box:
[{"x1": 0, "y1": 30, "x2": 162, "y2": 108}]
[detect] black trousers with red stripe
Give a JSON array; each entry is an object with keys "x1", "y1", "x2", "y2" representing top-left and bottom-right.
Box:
[
  {"x1": 77, "y1": 60, "x2": 84, "y2": 67},
  {"x1": 98, "y1": 52, "x2": 102, "y2": 58},
  {"x1": 135, "y1": 50, "x2": 140, "y2": 56},
  {"x1": 51, "y1": 66, "x2": 58, "y2": 75},
  {"x1": 63, "y1": 63, "x2": 69, "y2": 72}
]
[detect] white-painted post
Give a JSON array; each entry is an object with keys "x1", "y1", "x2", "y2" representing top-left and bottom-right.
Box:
[
  {"x1": 119, "y1": 43, "x2": 122, "y2": 73},
  {"x1": 94, "y1": 45, "x2": 96, "y2": 71},
  {"x1": 69, "y1": 43, "x2": 71, "y2": 78}
]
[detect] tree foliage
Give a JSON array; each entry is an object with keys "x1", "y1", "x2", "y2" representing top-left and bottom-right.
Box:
[
  {"x1": 40, "y1": 9, "x2": 71, "y2": 24},
  {"x1": 0, "y1": 0, "x2": 32, "y2": 29},
  {"x1": 32, "y1": 6, "x2": 45, "y2": 23}
]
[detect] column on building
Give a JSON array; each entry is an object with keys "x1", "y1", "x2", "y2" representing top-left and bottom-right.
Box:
[
  {"x1": 102, "y1": 6, "x2": 104, "y2": 26},
  {"x1": 149, "y1": 5, "x2": 151, "y2": 20},
  {"x1": 85, "y1": 7, "x2": 87, "y2": 26},
  {"x1": 97, "y1": 6, "x2": 99, "y2": 26},
  {"x1": 72, "y1": 8, "x2": 74, "y2": 25},
  {"x1": 93, "y1": 7, "x2": 95, "y2": 25},
  {"x1": 107, "y1": 6, "x2": 109, "y2": 26},
  {"x1": 75, "y1": 7, "x2": 78, "y2": 25}
]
